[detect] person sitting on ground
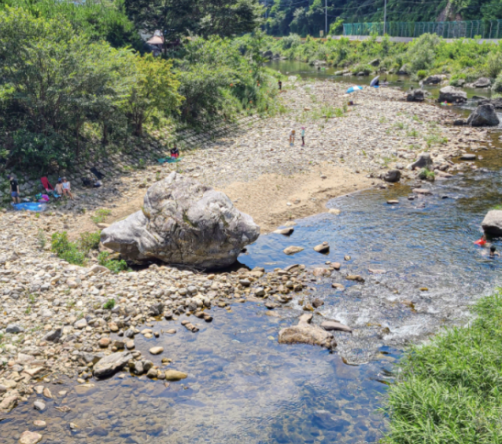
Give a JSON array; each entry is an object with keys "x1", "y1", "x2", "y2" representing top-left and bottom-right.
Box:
[
  {"x1": 55, "y1": 178, "x2": 64, "y2": 196},
  {"x1": 8, "y1": 174, "x2": 20, "y2": 204},
  {"x1": 490, "y1": 246, "x2": 500, "y2": 258},
  {"x1": 170, "y1": 144, "x2": 180, "y2": 159},
  {"x1": 62, "y1": 177, "x2": 73, "y2": 200}
]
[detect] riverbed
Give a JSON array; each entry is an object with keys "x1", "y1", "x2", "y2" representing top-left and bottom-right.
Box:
[{"x1": 2, "y1": 63, "x2": 502, "y2": 444}]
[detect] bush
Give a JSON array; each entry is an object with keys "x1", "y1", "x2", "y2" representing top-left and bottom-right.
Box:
[
  {"x1": 79, "y1": 231, "x2": 101, "y2": 252},
  {"x1": 51, "y1": 232, "x2": 86, "y2": 265},
  {"x1": 416, "y1": 70, "x2": 428, "y2": 80},
  {"x1": 98, "y1": 251, "x2": 129, "y2": 274}
]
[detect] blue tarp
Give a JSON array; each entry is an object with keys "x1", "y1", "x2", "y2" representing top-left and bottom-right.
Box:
[{"x1": 13, "y1": 202, "x2": 47, "y2": 212}]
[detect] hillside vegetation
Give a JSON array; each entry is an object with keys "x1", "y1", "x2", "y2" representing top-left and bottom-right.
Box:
[{"x1": 264, "y1": 0, "x2": 502, "y2": 37}]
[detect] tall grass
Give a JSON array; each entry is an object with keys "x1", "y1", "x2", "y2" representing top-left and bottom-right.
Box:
[{"x1": 382, "y1": 292, "x2": 502, "y2": 444}]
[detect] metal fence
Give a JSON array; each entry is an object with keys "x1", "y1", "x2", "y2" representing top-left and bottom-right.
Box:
[{"x1": 343, "y1": 20, "x2": 502, "y2": 39}]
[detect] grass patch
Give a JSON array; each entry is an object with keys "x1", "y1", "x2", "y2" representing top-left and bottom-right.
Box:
[
  {"x1": 103, "y1": 298, "x2": 116, "y2": 310},
  {"x1": 37, "y1": 229, "x2": 47, "y2": 249},
  {"x1": 382, "y1": 292, "x2": 502, "y2": 443},
  {"x1": 491, "y1": 204, "x2": 502, "y2": 210},
  {"x1": 51, "y1": 232, "x2": 87, "y2": 265},
  {"x1": 98, "y1": 251, "x2": 129, "y2": 274},
  {"x1": 91, "y1": 209, "x2": 111, "y2": 224},
  {"x1": 418, "y1": 167, "x2": 435, "y2": 181},
  {"x1": 79, "y1": 231, "x2": 101, "y2": 252}
]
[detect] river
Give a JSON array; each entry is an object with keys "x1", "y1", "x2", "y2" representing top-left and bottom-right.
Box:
[{"x1": 3, "y1": 62, "x2": 502, "y2": 444}]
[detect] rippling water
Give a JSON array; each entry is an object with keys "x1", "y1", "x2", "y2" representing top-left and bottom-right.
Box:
[{"x1": 3, "y1": 63, "x2": 502, "y2": 444}]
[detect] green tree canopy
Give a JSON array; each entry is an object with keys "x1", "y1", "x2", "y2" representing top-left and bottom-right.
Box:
[{"x1": 124, "y1": 0, "x2": 263, "y2": 39}]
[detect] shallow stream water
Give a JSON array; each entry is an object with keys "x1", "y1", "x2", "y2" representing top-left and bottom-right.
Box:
[{"x1": 3, "y1": 62, "x2": 502, "y2": 444}]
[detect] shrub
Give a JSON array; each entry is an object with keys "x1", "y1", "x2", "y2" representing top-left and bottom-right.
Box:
[
  {"x1": 418, "y1": 167, "x2": 435, "y2": 181},
  {"x1": 103, "y1": 299, "x2": 116, "y2": 310},
  {"x1": 486, "y1": 51, "x2": 502, "y2": 78},
  {"x1": 51, "y1": 232, "x2": 86, "y2": 265},
  {"x1": 79, "y1": 231, "x2": 101, "y2": 252},
  {"x1": 98, "y1": 251, "x2": 129, "y2": 274},
  {"x1": 91, "y1": 209, "x2": 111, "y2": 224},
  {"x1": 416, "y1": 70, "x2": 428, "y2": 80}
]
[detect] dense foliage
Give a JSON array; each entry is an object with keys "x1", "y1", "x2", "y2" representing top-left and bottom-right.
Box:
[
  {"x1": 261, "y1": 32, "x2": 502, "y2": 84},
  {"x1": 124, "y1": 0, "x2": 263, "y2": 38},
  {"x1": 264, "y1": 0, "x2": 502, "y2": 37},
  {"x1": 382, "y1": 292, "x2": 502, "y2": 443}
]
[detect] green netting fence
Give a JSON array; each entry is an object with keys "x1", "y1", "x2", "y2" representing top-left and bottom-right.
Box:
[{"x1": 343, "y1": 20, "x2": 502, "y2": 39}]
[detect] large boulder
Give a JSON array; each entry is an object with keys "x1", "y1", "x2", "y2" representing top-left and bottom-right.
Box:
[
  {"x1": 467, "y1": 104, "x2": 500, "y2": 127},
  {"x1": 482, "y1": 210, "x2": 502, "y2": 236},
  {"x1": 101, "y1": 172, "x2": 260, "y2": 269},
  {"x1": 410, "y1": 153, "x2": 433, "y2": 171},
  {"x1": 438, "y1": 86, "x2": 467, "y2": 104},
  {"x1": 397, "y1": 64, "x2": 409, "y2": 75},
  {"x1": 278, "y1": 313, "x2": 336, "y2": 349},
  {"x1": 93, "y1": 351, "x2": 132, "y2": 379}
]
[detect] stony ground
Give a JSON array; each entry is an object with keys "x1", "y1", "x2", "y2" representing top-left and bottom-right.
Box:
[{"x1": 0, "y1": 79, "x2": 496, "y2": 438}]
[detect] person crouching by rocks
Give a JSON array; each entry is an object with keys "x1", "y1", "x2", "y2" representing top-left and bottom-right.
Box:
[
  {"x1": 8, "y1": 174, "x2": 20, "y2": 204},
  {"x1": 171, "y1": 144, "x2": 180, "y2": 159},
  {"x1": 62, "y1": 177, "x2": 74, "y2": 200}
]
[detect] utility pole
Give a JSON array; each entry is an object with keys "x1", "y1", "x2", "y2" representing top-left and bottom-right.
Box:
[
  {"x1": 383, "y1": 0, "x2": 387, "y2": 35},
  {"x1": 325, "y1": 0, "x2": 328, "y2": 36}
]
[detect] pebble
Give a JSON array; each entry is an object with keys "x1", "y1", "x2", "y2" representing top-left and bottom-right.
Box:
[
  {"x1": 19, "y1": 431, "x2": 43, "y2": 444},
  {"x1": 164, "y1": 370, "x2": 188, "y2": 381},
  {"x1": 283, "y1": 246, "x2": 304, "y2": 255},
  {"x1": 313, "y1": 242, "x2": 329, "y2": 253},
  {"x1": 149, "y1": 347, "x2": 164, "y2": 355}
]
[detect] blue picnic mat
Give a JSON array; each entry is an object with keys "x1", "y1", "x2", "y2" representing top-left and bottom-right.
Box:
[{"x1": 13, "y1": 202, "x2": 48, "y2": 212}]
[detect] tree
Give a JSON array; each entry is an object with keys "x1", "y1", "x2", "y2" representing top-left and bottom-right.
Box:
[
  {"x1": 122, "y1": 54, "x2": 183, "y2": 136},
  {"x1": 124, "y1": 0, "x2": 262, "y2": 39},
  {"x1": 0, "y1": 7, "x2": 134, "y2": 170}
]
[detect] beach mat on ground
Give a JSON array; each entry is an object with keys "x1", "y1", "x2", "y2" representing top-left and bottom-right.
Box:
[
  {"x1": 158, "y1": 157, "x2": 182, "y2": 164},
  {"x1": 13, "y1": 202, "x2": 47, "y2": 212}
]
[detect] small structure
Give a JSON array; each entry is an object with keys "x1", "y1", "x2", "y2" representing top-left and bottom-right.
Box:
[{"x1": 147, "y1": 34, "x2": 164, "y2": 57}]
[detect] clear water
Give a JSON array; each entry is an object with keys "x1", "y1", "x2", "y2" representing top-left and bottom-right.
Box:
[{"x1": 3, "y1": 62, "x2": 502, "y2": 444}]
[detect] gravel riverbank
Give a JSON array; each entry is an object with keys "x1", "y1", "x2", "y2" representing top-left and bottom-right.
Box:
[{"x1": 0, "y1": 79, "x2": 497, "y2": 428}]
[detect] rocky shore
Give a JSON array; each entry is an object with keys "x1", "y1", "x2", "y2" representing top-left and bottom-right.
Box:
[{"x1": 0, "y1": 78, "x2": 498, "y2": 432}]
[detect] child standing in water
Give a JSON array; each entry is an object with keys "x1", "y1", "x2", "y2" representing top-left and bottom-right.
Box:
[
  {"x1": 301, "y1": 127, "x2": 306, "y2": 146},
  {"x1": 289, "y1": 130, "x2": 295, "y2": 146}
]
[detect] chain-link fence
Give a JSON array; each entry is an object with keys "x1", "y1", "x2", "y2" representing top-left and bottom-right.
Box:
[{"x1": 343, "y1": 20, "x2": 502, "y2": 39}]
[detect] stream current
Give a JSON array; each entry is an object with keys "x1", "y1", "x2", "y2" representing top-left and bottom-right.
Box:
[{"x1": 3, "y1": 62, "x2": 502, "y2": 444}]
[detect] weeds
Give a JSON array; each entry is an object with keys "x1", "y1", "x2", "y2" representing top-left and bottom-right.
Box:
[
  {"x1": 406, "y1": 128, "x2": 420, "y2": 138},
  {"x1": 419, "y1": 167, "x2": 435, "y2": 181},
  {"x1": 79, "y1": 231, "x2": 101, "y2": 252},
  {"x1": 37, "y1": 229, "x2": 47, "y2": 249},
  {"x1": 51, "y1": 232, "x2": 86, "y2": 265},
  {"x1": 103, "y1": 298, "x2": 116, "y2": 310},
  {"x1": 98, "y1": 251, "x2": 129, "y2": 274},
  {"x1": 91, "y1": 209, "x2": 111, "y2": 224}
]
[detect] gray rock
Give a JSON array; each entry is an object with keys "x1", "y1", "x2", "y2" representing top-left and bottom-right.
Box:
[
  {"x1": 313, "y1": 242, "x2": 329, "y2": 253},
  {"x1": 148, "y1": 303, "x2": 164, "y2": 317},
  {"x1": 397, "y1": 64, "x2": 409, "y2": 75},
  {"x1": 383, "y1": 170, "x2": 401, "y2": 183},
  {"x1": 133, "y1": 361, "x2": 144, "y2": 375},
  {"x1": 369, "y1": 58, "x2": 380, "y2": 66},
  {"x1": 467, "y1": 104, "x2": 500, "y2": 127},
  {"x1": 93, "y1": 351, "x2": 132, "y2": 378},
  {"x1": 321, "y1": 320, "x2": 352, "y2": 333},
  {"x1": 34, "y1": 400, "x2": 46, "y2": 411},
  {"x1": 461, "y1": 153, "x2": 477, "y2": 160},
  {"x1": 479, "y1": 98, "x2": 502, "y2": 109},
  {"x1": 6, "y1": 324, "x2": 24, "y2": 334},
  {"x1": 74, "y1": 318, "x2": 87, "y2": 329},
  {"x1": 43, "y1": 328, "x2": 62, "y2": 343},
  {"x1": 101, "y1": 172, "x2": 260, "y2": 269},
  {"x1": 472, "y1": 77, "x2": 491, "y2": 88},
  {"x1": 482, "y1": 210, "x2": 502, "y2": 236},
  {"x1": 406, "y1": 89, "x2": 424, "y2": 102},
  {"x1": 423, "y1": 75, "x2": 443, "y2": 85},
  {"x1": 411, "y1": 153, "x2": 433, "y2": 171},
  {"x1": 438, "y1": 86, "x2": 467, "y2": 104},
  {"x1": 278, "y1": 313, "x2": 335, "y2": 349}
]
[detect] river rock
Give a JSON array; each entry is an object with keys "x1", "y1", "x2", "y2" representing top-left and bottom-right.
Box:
[
  {"x1": 423, "y1": 75, "x2": 443, "y2": 85},
  {"x1": 382, "y1": 170, "x2": 401, "y2": 183},
  {"x1": 321, "y1": 320, "x2": 352, "y2": 333},
  {"x1": 43, "y1": 328, "x2": 62, "y2": 343},
  {"x1": 278, "y1": 313, "x2": 335, "y2": 349},
  {"x1": 164, "y1": 370, "x2": 188, "y2": 381},
  {"x1": 479, "y1": 97, "x2": 502, "y2": 109},
  {"x1": 93, "y1": 351, "x2": 132, "y2": 378},
  {"x1": 313, "y1": 242, "x2": 329, "y2": 253},
  {"x1": 0, "y1": 394, "x2": 18, "y2": 411},
  {"x1": 397, "y1": 64, "x2": 409, "y2": 75},
  {"x1": 482, "y1": 210, "x2": 502, "y2": 236},
  {"x1": 406, "y1": 89, "x2": 424, "y2": 102},
  {"x1": 461, "y1": 153, "x2": 476, "y2": 160},
  {"x1": 149, "y1": 346, "x2": 163, "y2": 355},
  {"x1": 19, "y1": 431, "x2": 43, "y2": 444},
  {"x1": 274, "y1": 227, "x2": 294, "y2": 235},
  {"x1": 33, "y1": 400, "x2": 46, "y2": 411},
  {"x1": 410, "y1": 153, "x2": 433, "y2": 170},
  {"x1": 101, "y1": 172, "x2": 260, "y2": 269},
  {"x1": 472, "y1": 77, "x2": 491, "y2": 88},
  {"x1": 438, "y1": 86, "x2": 467, "y2": 104},
  {"x1": 284, "y1": 246, "x2": 304, "y2": 255},
  {"x1": 467, "y1": 104, "x2": 500, "y2": 127}
]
